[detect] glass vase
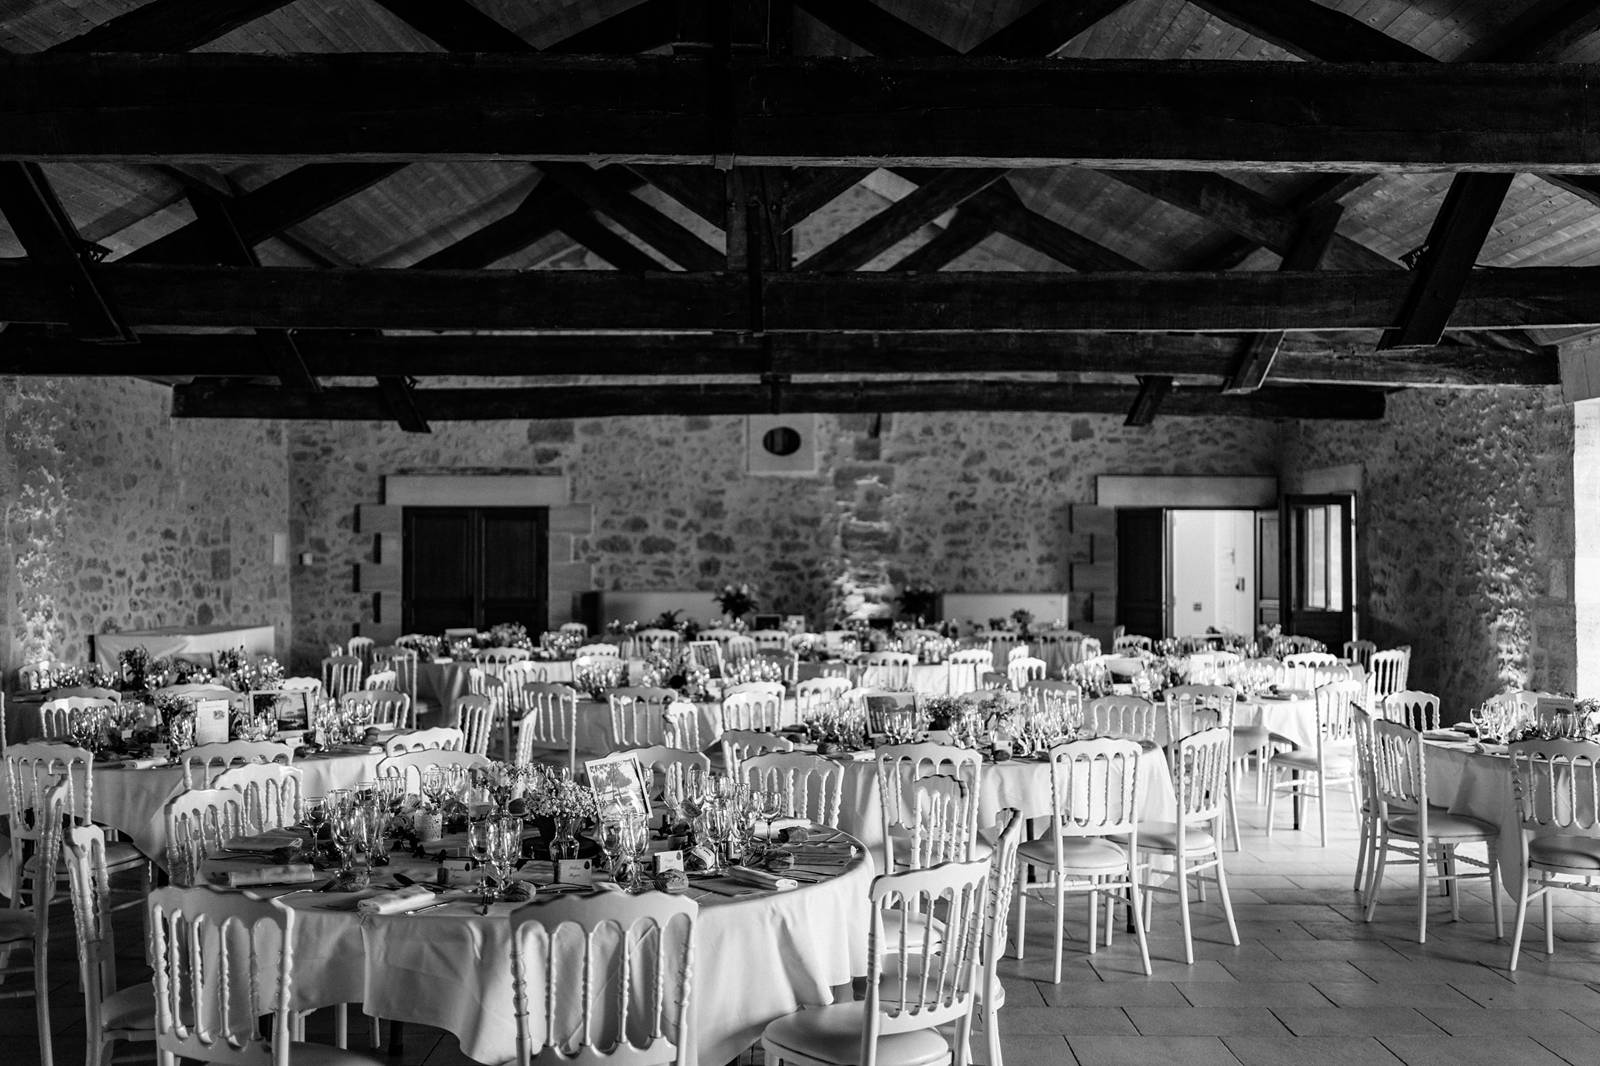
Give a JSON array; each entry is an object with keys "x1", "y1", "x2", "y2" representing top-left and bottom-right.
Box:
[{"x1": 550, "y1": 815, "x2": 581, "y2": 860}]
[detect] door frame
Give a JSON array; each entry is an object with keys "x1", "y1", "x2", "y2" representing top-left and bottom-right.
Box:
[{"x1": 1278, "y1": 492, "x2": 1357, "y2": 647}]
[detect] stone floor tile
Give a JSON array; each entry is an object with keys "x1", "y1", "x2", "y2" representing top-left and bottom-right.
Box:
[
  {"x1": 1223, "y1": 1035, "x2": 1402, "y2": 1066},
  {"x1": 1270, "y1": 1007, "x2": 1442, "y2": 1036},
  {"x1": 1036, "y1": 981, "x2": 1189, "y2": 1008},
  {"x1": 1088, "y1": 958, "x2": 1238, "y2": 983},
  {"x1": 1312, "y1": 980, "x2": 1475, "y2": 1008},
  {"x1": 1002, "y1": 1007, "x2": 1137, "y2": 1036},
  {"x1": 1123, "y1": 1006, "x2": 1289, "y2": 1037},
  {"x1": 976, "y1": 1034, "x2": 1078, "y2": 1066},
  {"x1": 1217, "y1": 958, "x2": 1370, "y2": 983},
  {"x1": 1178, "y1": 981, "x2": 1334, "y2": 1008},
  {"x1": 1415, "y1": 1007, "x2": 1600, "y2": 1039},
  {"x1": 1066, "y1": 1035, "x2": 1244, "y2": 1066},
  {"x1": 1377, "y1": 1035, "x2": 1570, "y2": 1066}
]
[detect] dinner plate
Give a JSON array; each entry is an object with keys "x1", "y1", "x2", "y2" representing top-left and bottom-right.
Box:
[
  {"x1": 1476, "y1": 742, "x2": 1510, "y2": 756},
  {"x1": 1423, "y1": 729, "x2": 1468, "y2": 742}
]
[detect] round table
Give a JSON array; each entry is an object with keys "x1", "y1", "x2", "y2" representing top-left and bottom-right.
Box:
[{"x1": 210, "y1": 828, "x2": 873, "y2": 1066}]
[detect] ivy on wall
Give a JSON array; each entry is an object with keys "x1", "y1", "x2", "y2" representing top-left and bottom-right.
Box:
[{"x1": 2, "y1": 377, "x2": 71, "y2": 667}]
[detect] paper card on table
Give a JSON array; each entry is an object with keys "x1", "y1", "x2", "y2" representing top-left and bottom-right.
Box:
[
  {"x1": 193, "y1": 699, "x2": 231, "y2": 745},
  {"x1": 556, "y1": 858, "x2": 594, "y2": 885},
  {"x1": 654, "y1": 849, "x2": 684, "y2": 874},
  {"x1": 583, "y1": 752, "x2": 650, "y2": 823}
]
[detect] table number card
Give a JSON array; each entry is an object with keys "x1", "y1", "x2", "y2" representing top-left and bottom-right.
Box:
[
  {"x1": 193, "y1": 699, "x2": 231, "y2": 746},
  {"x1": 556, "y1": 858, "x2": 594, "y2": 885},
  {"x1": 654, "y1": 849, "x2": 684, "y2": 874}
]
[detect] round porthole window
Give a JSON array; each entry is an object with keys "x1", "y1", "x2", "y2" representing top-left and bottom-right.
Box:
[{"x1": 762, "y1": 425, "x2": 803, "y2": 457}]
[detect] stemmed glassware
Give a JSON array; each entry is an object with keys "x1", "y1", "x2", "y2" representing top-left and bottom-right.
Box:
[
  {"x1": 469, "y1": 817, "x2": 496, "y2": 902},
  {"x1": 490, "y1": 814, "x2": 523, "y2": 894},
  {"x1": 330, "y1": 803, "x2": 369, "y2": 878}
]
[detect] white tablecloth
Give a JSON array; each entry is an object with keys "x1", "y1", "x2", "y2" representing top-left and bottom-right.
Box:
[
  {"x1": 1424, "y1": 739, "x2": 1521, "y2": 889},
  {"x1": 93, "y1": 624, "x2": 277, "y2": 668},
  {"x1": 1236, "y1": 693, "x2": 1319, "y2": 749},
  {"x1": 269, "y1": 834, "x2": 873, "y2": 1065}
]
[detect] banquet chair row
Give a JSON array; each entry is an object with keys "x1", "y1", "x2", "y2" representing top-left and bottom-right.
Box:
[{"x1": 340, "y1": 687, "x2": 414, "y2": 731}]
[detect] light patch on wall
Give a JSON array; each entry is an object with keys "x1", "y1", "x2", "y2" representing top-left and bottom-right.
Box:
[{"x1": 747, "y1": 414, "x2": 819, "y2": 476}]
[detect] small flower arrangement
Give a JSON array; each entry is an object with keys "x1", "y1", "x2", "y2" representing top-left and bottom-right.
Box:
[
  {"x1": 1010, "y1": 609, "x2": 1035, "y2": 637},
  {"x1": 50, "y1": 661, "x2": 118, "y2": 690},
  {"x1": 396, "y1": 633, "x2": 441, "y2": 658},
  {"x1": 713, "y1": 583, "x2": 758, "y2": 620},
  {"x1": 153, "y1": 691, "x2": 199, "y2": 752},
  {"x1": 527, "y1": 768, "x2": 599, "y2": 823},
  {"x1": 487, "y1": 622, "x2": 532, "y2": 650},
  {"x1": 118, "y1": 646, "x2": 154, "y2": 691}
]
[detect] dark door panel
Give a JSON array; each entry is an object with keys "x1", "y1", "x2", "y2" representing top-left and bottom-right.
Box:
[
  {"x1": 403, "y1": 506, "x2": 548, "y2": 634},
  {"x1": 1116, "y1": 508, "x2": 1167, "y2": 639}
]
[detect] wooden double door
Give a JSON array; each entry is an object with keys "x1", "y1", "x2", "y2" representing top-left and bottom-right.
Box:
[{"x1": 402, "y1": 507, "x2": 548, "y2": 635}]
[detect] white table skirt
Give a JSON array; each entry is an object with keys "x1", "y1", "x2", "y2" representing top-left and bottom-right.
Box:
[
  {"x1": 93, "y1": 624, "x2": 276, "y2": 668},
  {"x1": 1236, "y1": 693, "x2": 1319, "y2": 750},
  {"x1": 1424, "y1": 740, "x2": 1521, "y2": 888},
  {"x1": 279, "y1": 836, "x2": 873, "y2": 1065}
]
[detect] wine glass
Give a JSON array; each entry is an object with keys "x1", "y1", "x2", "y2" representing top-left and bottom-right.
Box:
[
  {"x1": 468, "y1": 817, "x2": 495, "y2": 897},
  {"x1": 421, "y1": 768, "x2": 449, "y2": 809},
  {"x1": 329, "y1": 805, "x2": 363, "y2": 875},
  {"x1": 362, "y1": 798, "x2": 390, "y2": 866},
  {"x1": 599, "y1": 818, "x2": 628, "y2": 882},
  {"x1": 626, "y1": 812, "x2": 652, "y2": 889},
  {"x1": 758, "y1": 788, "x2": 786, "y2": 850},
  {"x1": 491, "y1": 814, "x2": 523, "y2": 895}
]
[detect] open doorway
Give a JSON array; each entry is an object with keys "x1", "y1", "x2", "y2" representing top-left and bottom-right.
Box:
[{"x1": 1168, "y1": 511, "x2": 1256, "y2": 639}]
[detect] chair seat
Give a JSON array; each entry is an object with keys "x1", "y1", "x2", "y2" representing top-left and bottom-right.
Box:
[
  {"x1": 1388, "y1": 809, "x2": 1497, "y2": 842},
  {"x1": 1270, "y1": 749, "x2": 1352, "y2": 772},
  {"x1": 1128, "y1": 822, "x2": 1216, "y2": 855},
  {"x1": 102, "y1": 840, "x2": 148, "y2": 871},
  {"x1": 0, "y1": 909, "x2": 37, "y2": 943},
  {"x1": 1018, "y1": 836, "x2": 1129, "y2": 875},
  {"x1": 881, "y1": 910, "x2": 945, "y2": 952},
  {"x1": 282, "y1": 1041, "x2": 388, "y2": 1066},
  {"x1": 101, "y1": 982, "x2": 156, "y2": 1032},
  {"x1": 763, "y1": 1001, "x2": 950, "y2": 1066},
  {"x1": 1529, "y1": 835, "x2": 1600, "y2": 872}
]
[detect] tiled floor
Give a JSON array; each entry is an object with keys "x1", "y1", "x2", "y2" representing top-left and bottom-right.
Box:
[{"x1": 7, "y1": 791, "x2": 1600, "y2": 1065}]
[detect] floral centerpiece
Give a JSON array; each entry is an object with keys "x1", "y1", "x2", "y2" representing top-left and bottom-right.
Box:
[
  {"x1": 1010, "y1": 609, "x2": 1035, "y2": 638},
  {"x1": 487, "y1": 622, "x2": 533, "y2": 650},
  {"x1": 526, "y1": 767, "x2": 600, "y2": 858},
  {"x1": 50, "y1": 661, "x2": 119, "y2": 690},
  {"x1": 396, "y1": 633, "x2": 442, "y2": 658},
  {"x1": 118, "y1": 646, "x2": 154, "y2": 692},
  {"x1": 713, "y1": 582, "x2": 758, "y2": 621},
  {"x1": 153, "y1": 691, "x2": 198, "y2": 753}
]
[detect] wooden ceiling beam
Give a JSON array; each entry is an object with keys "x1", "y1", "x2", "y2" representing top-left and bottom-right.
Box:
[
  {"x1": 1187, "y1": 0, "x2": 1428, "y2": 62},
  {"x1": 0, "y1": 331, "x2": 1554, "y2": 388},
  {"x1": 1457, "y1": 0, "x2": 1600, "y2": 62},
  {"x1": 1378, "y1": 172, "x2": 1515, "y2": 350},
  {"x1": 170, "y1": 379, "x2": 1386, "y2": 421},
  {"x1": 366, "y1": 0, "x2": 536, "y2": 51},
  {"x1": 1124, "y1": 375, "x2": 1172, "y2": 426},
  {"x1": 554, "y1": 195, "x2": 670, "y2": 272},
  {"x1": 791, "y1": 0, "x2": 958, "y2": 56},
  {"x1": 628, "y1": 166, "x2": 727, "y2": 228},
  {"x1": 888, "y1": 208, "x2": 992, "y2": 272},
  {"x1": 779, "y1": 168, "x2": 872, "y2": 230},
  {"x1": 410, "y1": 182, "x2": 565, "y2": 270},
  {"x1": 967, "y1": 0, "x2": 1134, "y2": 57},
  {"x1": 1224, "y1": 201, "x2": 1343, "y2": 393},
  {"x1": 968, "y1": 183, "x2": 1144, "y2": 271},
  {"x1": 0, "y1": 162, "x2": 134, "y2": 343},
  {"x1": 1, "y1": 264, "x2": 1598, "y2": 333},
  {"x1": 47, "y1": 0, "x2": 294, "y2": 51},
  {"x1": 799, "y1": 169, "x2": 1006, "y2": 271},
  {"x1": 13, "y1": 55, "x2": 1600, "y2": 171},
  {"x1": 540, "y1": 164, "x2": 722, "y2": 271},
  {"x1": 377, "y1": 374, "x2": 431, "y2": 433},
  {"x1": 542, "y1": 0, "x2": 686, "y2": 53}
]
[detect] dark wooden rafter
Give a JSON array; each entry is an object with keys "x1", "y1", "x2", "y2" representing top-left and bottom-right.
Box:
[
  {"x1": 410, "y1": 181, "x2": 564, "y2": 270},
  {"x1": 791, "y1": 0, "x2": 957, "y2": 56},
  {"x1": 779, "y1": 168, "x2": 873, "y2": 231},
  {"x1": 2, "y1": 264, "x2": 1598, "y2": 333},
  {"x1": 0, "y1": 163, "x2": 134, "y2": 343},
  {"x1": 628, "y1": 166, "x2": 726, "y2": 228},
  {"x1": 0, "y1": 332, "x2": 1554, "y2": 389},
  {"x1": 1199, "y1": 175, "x2": 1370, "y2": 270},
  {"x1": 1224, "y1": 201, "x2": 1344, "y2": 393},
  {"x1": 967, "y1": 182, "x2": 1144, "y2": 271},
  {"x1": 172, "y1": 379, "x2": 1386, "y2": 421},
  {"x1": 184, "y1": 183, "x2": 318, "y2": 391},
  {"x1": 1378, "y1": 173, "x2": 1515, "y2": 350},
  {"x1": 366, "y1": 0, "x2": 535, "y2": 51},
  {"x1": 967, "y1": 0, "x2": 1135, "y2": 57},
  {"x1": 47, "y1": 0, "x2": 294, "y2": 51},
  {"x1": 541, "y1": 0, "x2": 685, "y2": 54},
  {"x1": 377, "y1": 374, "x2": 430, "y2": 433},
  {"x1": 889, "y1": 208, "x2": 991, "y2": 272},
  {"x1": 540, "y1": 164, "x2": 722, "y2": 271},
  {"x1": 13, "y1": 56, "x2": 1600, "y2": 171},
  {"x1": 800, "y1": 170, "x2": 1006, "y2": 271},
  {"x1": 553, "y1": 197, "x2": 668, "y2": 272},
  {"x1": 1457, "y1": 0, "x2": 1600, "y2": 62},
  {"x1": 1124, "y1": 374, "x2": 1172, "y2": 426},
  {"x1": 1187, "y1": 0, "x2": 1428, "y2": 61}
]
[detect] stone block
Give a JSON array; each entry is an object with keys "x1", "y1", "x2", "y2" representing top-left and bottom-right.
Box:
[
  {"x1": 1070, "y1": 563, "x2": 1115, "y2": 593},
  {"x1": 549, "y1": 561, "x2": 593, "y2": 594},
  {"x1": 374, "y1": 533, "x2": 400, "y2": 565},
  {"x1": 357, "y1": 563, "x2": 400, "y2": 594},
  {"x1": 356, "y1": 620, "x2": 401, "y2": 643},
  {"x1": 1065, "y1": 533, "x2": 1095, "y2": 564},
  {"x1": 358, "y1": 504, "x2": 402, "y2": 534},
  {"x1": 549, "y1": 504, "x2": 593, "y2": 536},
  {"x1": 1070, "y1": 505, "x2": 1116, "y2": 537}
]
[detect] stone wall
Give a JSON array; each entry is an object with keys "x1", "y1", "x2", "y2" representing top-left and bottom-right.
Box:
[
  {"x1": 287, "y1": 408, "x2": 1279, "y2": 669},
  {"x1": 1280, "y1": 387, "x2": 1575, "y2": 712},
  {"x1": 0, "y1": 376, "x2": 291, "y2": 681}
]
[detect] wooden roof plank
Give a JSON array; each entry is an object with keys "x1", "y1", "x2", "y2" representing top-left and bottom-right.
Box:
[
  {"x1": 365, "y1": 0, "x2": 536, "y2": 51},
  {"x1": 1187, "y1": 0, "x2": 1430, "y2": 61},
  {"x1": 791, "y1": 0, "x2": 959, "y2": 56},
  {"x1": 1224, "y1": 200, "x2": 1344, "y2": 393},
  {"x1": 798, "y1": 168, "x2": 1005, "y2": 271},
  {"x1": 47, "y1": 0, "x2": 295, "y2": 52},
  {"x1": 967, "y1": 0, "x2": 1135, "y2": 57}
]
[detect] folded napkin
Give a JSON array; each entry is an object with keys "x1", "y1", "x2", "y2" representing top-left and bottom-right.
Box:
[
  {"x1": 224, "y1": 831, "x2": 303, "y2": 854},
  {"x1": 225, "y1": 864, "x2": 318, "y2": 888},
  {"x1": 127, "y1": 757, "x2": 169, "y2": 770},
  {"x1": 726, "y1": 865, "x2": 798, "y2": 891},
  {"x1": 355, "y1": 885, "x2": 438, "y2": 916}
]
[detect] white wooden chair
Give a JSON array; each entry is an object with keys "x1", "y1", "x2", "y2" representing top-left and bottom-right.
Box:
[
  {"x1": 1343, "y1": 639, "x2": 1377, "y2": 672},
  {"x1": 720, "y1": 690, "x2": 783, "y2": 733},
  {"x1": 340, "y1": 688, "x2": 413, "y2": 730},
  {"x1": 1283, "y1": 651, "x2": 1338, "y2": 668},
  {"x1": 451, "y1": 693, "x2": 497, "y2": 756},
  {"x1": 383, "y1": 726, "x2": 465, "y2": 754},
  {"x1": 164, "y1": 788, "x2": 247, "y2": 874},
  {"x1": 1112, "y1": 634, "x2": 1152, "y2": 653},
  {"x1": 724, "y1": 680, "x2": 786, "y2": 699},
  {"x1": 795, "y1": 676, "x2": 852, "y2": 715},
  {"x1": 183, "y1": 739, "x2": 295, "y2": 789},
  {"x1": 572, "y1": 643, "x2": 619, "y2": 660},
  {"x1": 1266, "y1": 679, "x2": 1361, "y2": 847},
  {"x1": 64, "y1": 821, "x2": 156, "y2": 1066},
  {"x1": 369, "y1": 645, "x2": 419, "y2": 711},
  {"x1": 361, "y1": 669, "x2": 397, "y2": 691},
  {"x1": 1086, "y1": 695, "x2": 1159, "y2": 743},
  {"x1": 1, "y1": 780, "x2": 66, "y2": 1066},
  {"x1": 345, "y1": 635, "x2": 376, "y2": 672},
  {"x1": 874, "y1": 741, "x2": 984, "y2": 873},
  {"x1": 719, "y1": 729, "x2": 794, "y2": 774},
  {"x1": 946, "y1": 648, "x2": 993, "y2": 695},
  {"x1": 740, "y1": 752, "x2": 845, "y2": 827},
  {"x1": 148, "y1": 885, "x2": 384, "y2": 1066},
  {"x1": 509, "y1": 890, "x2": 698, "y2": 1066},
  {"x1": 762, "y1": 859, "x2": 987, "y2": 1066},
  {"x1": 1135, "y1": 726, "x2": 1240, "y2": 964},
  {"x1": 375, "y1": 749, "x2": 491, "y2": 794},
  {"x1": 1382, "y1": 689, "x2": 1442, "y2": 732},
  {"x1": 1507, "y1": 739, "x2": 1600, "y2": 969},
  {"x1": 624, "y1": 745, "x2": 712, "y2": 805},
  {"x1": 1016, "y1": 737, "x2": 1151, "y2": 980},
  {"x1": 750, "y1": 630, "x2": 791, "y2": 651},
  {"x1": 1367, "y1": 648, "x2": 1410, "y2": 701},
  {"x1": 862, "y1": 651, "x2": 917, "y2": 690},
  {"x1": 1364, "y1": 719, "x2": 1502, "y2": 944},
  {"x1": 38, "y1": 696, "x2": 119, "y2": 741},
  {"x1": 3, "y1": 742, "x2": 145, "y2": 906},
  {"x1": 634, "y1": 628, "x2": 682, "y2": 659},
  {"x1": 974, "y1": 809, "x2": 1023, "y2": 1066},
  {"x1": 474, "y1": 647, "x2": 532, "y2": 677},
  {"x1": 212, "y1": 762, "x2": 304, "y2": 833},
  {"x1": 321, "y1": 655, "x2": 363, "y2": 700},
  {"x1": 662, "y1": 701, "x2": 702, "y2": 751},
  {"x1": 607, "y1": 687, "x2": 676, "y2": 749},
  {"x1": 515, "y1": 683, "x2": 580, "y2": 774},
  {"x1": 1007, "y1": 655, "x2": 1048, "y2": 691}
]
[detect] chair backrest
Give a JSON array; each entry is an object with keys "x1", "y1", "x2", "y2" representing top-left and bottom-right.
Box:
[
  {"x1": 64, "y1": 820, "x2": 122, "y2": 1042},
  {"x1": 865, "y1": 859, "x2": 988, "y2": 1051},
  {"x1": 749, "y1": 630, "x2": 790, "y2": 651},
  {"x1": 573, "y1": 644, "x2": 619, "y2": 660},
  {"x1": 369, "y1": 645, "x2": 419, "y2": 706},
  {"x1": 37, "y1": 695, "x2": 118, "y2": 741},
  {"x1": 1351, "y1": 702, "x2": 1378, "y2": 811},
  {"x1": 183, "y1": 740, "x2": 295, "y2": 789},
  {"x1": 4, "y1": 742, "x2": 94, "y2": 860},
  {"x1": 363, "y1": 669, "x2": 398, "y2": 691},
  {"x1": 1368, "y1": 648, "x2": 1410, "y2": 698},
  {"x1": 1342, "y1": 640, "x2": 1377, "y2": 671},
  {"x1": 1283, "y1": 652, "x2": 1338, "y2": 667},
  {"x1": 1006, "y1": 656, "x2": 1048, "y2": 690},
  {"x1": 741, "y1": 752, "x2": 845, "y2": 827},
  {"x1": 903, "y1": 774, "x2": 978, "y2": 869},
  {"x1": 1112, "y1": 634, "x2": 1152, "y2": 653},
  {"x1": 346, "y1": 635, "x2": 375, "y2": 666},
  {"x1": 1273, "y1": 634, "x2": 1326, "y2": 657},
  {"x1": 720, "y1": 691, "x2": 782, "y2": 733},
  {"x1": 278, "y1": 676, "x2": 322, "y2": 696},
  {"x1": 320, "y1": 655, "x2": 363, "y2": 700},
  {"x1": 981, "y1": 809, "x2": 1023, "y2": 995},
  {"x1": 1509, "y1": 739, "x2": 1600, "y2": 836},
  {"x1": 608, "y1": 688, "x2": 676, "y2": 749},
  {"x1": 1382, "y1": 690, "x2": 1441, "y2": 732},
  {"x1": 1045, "y1": 737, "x2": 1144, "y2": 839},
  {"x1": 863, "y1": 652, "x2": 917, "y2": 690},
  {"x1": 501, "y1": 660, "x2": 547, "y2": 695},
  {"x1": 148, "y1": 885, "x2": 295, "y2": 1066},
  {"x1": 1233, "y1": 656, "x2": 1284, "y2": 691},
  {"x1": 634, "y1": 629, "x2": 683, "y2": 658},
  {"x1": 452, "y1": 694, "x2": 497, "y2": 756},
  {"x1": 1163, "y1": 684, "x2": 1236, "y2": 745},
  {"x1": 509, "y1": 890, "x2": 699, "y2": 1066},
  {"x1": 724, "y1": 681, "x2": 785, "y2": 698},
  {"x1": 1314, "y1": 680, "x2": 1363, "y2": 751},
  {"x1": 517, "y1": 683, "x2": 580, "y2": 773},
  {"x1": 662, "y1": 702, "x2": 702, "y2": 752},
  {"x1": 874, "y1": 741, "x2": 984, "y2": 863},
  {"x1": 213, "y1": 763, "x2": 304, "y2": 833},
  {"x1": 718, "y1": 729, "x2": 794, "y2": 773},
  {"x1": 375, "y1": 748, "x2": 491, "y2": 794},
  {"x1": 1369, "y1": 718, "x2": 1427, "y2": 826},
  {"x1": 165, "y1": 788, "x2": 247, "y2": 872},
  {"x1": 1086, "y1": 695, "x2": 1158, "y2": 743},
  {"x1": 474, "y1": 646, "x2": 533, "y2": 671},
  {"x1": 384, "y1": 726, "x2": 466, "y2": 755},
  {"x1": 625, "y1": 745, "x2": 711, "y2": 804},
  {"x1": 468, "y1": 669, "x2": 511, "y2": 718},
  {"x1": 340, "y1": 688, "x2": 413, "y2": 730},
  {"x1": 795, "y1": 676, "x2": 853, "y2": 714},
  {"x1": 559, "y1": 622, "x2": 590, "y2": 637},
  {"x1": 1170, "y1": 726, "x2": 1231, "y2": 829}
]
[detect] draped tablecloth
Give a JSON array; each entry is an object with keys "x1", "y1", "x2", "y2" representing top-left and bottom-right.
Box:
[
  {"x1": 1424, "y1": 738, "x2": 1524, "y2": 891},
  {"x1": 1236, "y1": 692, "x2": 1319, "y2": 749},
  {"x1": 267, "y1": 831, "x2": 873, "y2": 1066},
  {"x1": 416, "y1": 660, "x2": 651, "y2": 717},
  {"x1": 92, "y1": 624, "x2": 276, "y2": 668}
]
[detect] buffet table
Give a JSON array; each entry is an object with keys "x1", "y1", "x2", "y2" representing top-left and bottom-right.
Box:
[
  {"x1": 212, "y1": 828, "x2": 873, "y2": 1066},
  {"x1": 92, "y1": 624, "x2": 276, "y2": 668}
]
